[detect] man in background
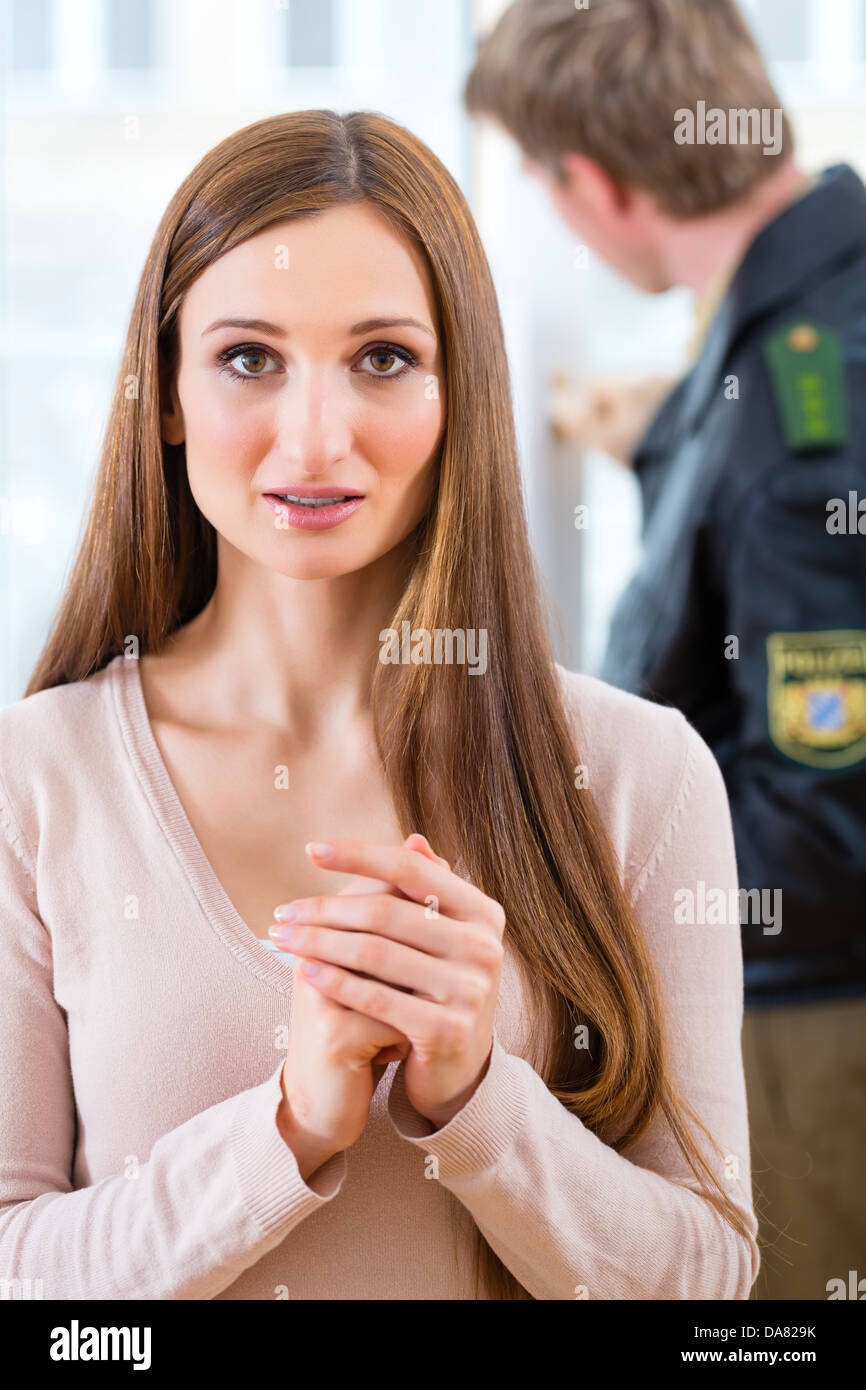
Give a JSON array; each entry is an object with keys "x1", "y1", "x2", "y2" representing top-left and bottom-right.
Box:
[{"x1": 465, "y1": 0, "x2": 866, "y2": 1300}]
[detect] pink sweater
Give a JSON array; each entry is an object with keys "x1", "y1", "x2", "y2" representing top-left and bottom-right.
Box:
[{"x1": 0, "y1": 653, "x2": 759, "y2": 1299}]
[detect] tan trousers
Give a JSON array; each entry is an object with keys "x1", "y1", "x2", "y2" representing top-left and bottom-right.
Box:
[{"x1": 742, "y1": 993, "x2": 866, "y2": 1300}]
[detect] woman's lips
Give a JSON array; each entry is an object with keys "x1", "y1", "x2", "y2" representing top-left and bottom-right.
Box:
[{"x1": 263, "y1": 493, "x2": 366, "y2": 531}]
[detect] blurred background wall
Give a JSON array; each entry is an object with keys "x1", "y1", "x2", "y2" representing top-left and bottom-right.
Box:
[{"x1": 1, "y1": 0, "x2": 865, "y2": 702}]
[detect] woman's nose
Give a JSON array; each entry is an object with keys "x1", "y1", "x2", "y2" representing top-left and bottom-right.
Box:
[{"x1": 277, "y1": 369, "x2": 353, "y2": 472}]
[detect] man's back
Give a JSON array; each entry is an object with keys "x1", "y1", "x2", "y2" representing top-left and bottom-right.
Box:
[{"x1": 601, "y1": 163, "x2": 866, "y2": 1006}]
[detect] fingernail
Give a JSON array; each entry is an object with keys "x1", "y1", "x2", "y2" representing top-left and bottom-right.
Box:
[
  {"x1": 269, "y1": 924, "x2": 296, "y2": 944},
  {"x1": 305, "y1": 841, "x2": 333, "y2": 859},
  {"x1": 274, "y1": 903, "x2": 298, "y2": 922}
]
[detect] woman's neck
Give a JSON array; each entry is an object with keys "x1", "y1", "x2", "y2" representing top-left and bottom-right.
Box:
[{"x1": 157, "y1": 536, "x2": 415, "y2": 738}]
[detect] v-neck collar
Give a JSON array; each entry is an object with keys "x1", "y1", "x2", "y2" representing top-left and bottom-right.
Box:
[{"x1": 107, "y1": 652, "x2": 295, "y2": 994}]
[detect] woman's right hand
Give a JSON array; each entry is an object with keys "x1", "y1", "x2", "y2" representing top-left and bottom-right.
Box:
[
  {"x1": 277, "y1": 834, "x2": 449, "y2": 1178},
  {"x1": 278, "y1": 956, "x2": 411, "y2": 1177}
]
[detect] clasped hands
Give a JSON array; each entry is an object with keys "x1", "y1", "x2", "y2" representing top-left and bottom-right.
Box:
[{"x1": 269, "y1": 833, "x2": 506, "y2": 1129}]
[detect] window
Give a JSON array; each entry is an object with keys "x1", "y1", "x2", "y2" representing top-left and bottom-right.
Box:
[
  {"x1": 284, "y1": 0, "x2": 336, "y2": 68},
  {"x1": 751, "y1": 0, "x2": 810, "y2": 63},
  {"x1": 105, "y1": 0, "x2": 155, "y2": 70},
  {"x1": 10, "y1": 0, "x2": 52, "y2": 70}
]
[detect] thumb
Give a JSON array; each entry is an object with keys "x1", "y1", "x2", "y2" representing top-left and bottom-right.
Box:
[{"x1": 404, "y1": 833, "x2": 450, "y2": 870}]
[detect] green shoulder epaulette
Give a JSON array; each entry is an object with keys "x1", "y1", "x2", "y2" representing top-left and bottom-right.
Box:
[{"x1": 762, "y1": 319, "x2": 848, "y2": 451}]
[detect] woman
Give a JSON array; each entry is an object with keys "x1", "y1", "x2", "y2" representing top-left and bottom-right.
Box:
[{"x1": 0, "y1": 110, "x2": 758, "y2": 1300}]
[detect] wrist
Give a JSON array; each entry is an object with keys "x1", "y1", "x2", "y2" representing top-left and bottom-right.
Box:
[
  {"x1": 415, "y1": 1047, "x2": 493, "y2": 1129},
  {"x1": 276, "y1": 1094, "x2": 339, "y2": 1181}
]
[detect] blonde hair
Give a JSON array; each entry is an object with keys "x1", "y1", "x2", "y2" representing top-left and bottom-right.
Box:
[{"x1": 464, "y1": 0, "x2": 794, "y2": 217}]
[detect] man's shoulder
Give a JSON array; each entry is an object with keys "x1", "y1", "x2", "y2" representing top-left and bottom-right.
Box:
[{"x1": 707, "y1": 300, "x2": 866, "y2": 514}]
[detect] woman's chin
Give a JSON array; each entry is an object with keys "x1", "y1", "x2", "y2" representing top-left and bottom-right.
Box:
[{"x1": 263, "y1": 549, "x2": 375, "y2": 582}]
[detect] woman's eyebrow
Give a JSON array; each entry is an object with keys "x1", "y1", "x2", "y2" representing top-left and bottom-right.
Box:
[
  {"x1": 201, "y1": 315, "x2": 436, "y2": 340},
  {"x1": 202, "y1": 316, "x2": 285, "y2": 338},
  {"x1": 349, "y1": 316, "x2": 436, "y2": 340}
]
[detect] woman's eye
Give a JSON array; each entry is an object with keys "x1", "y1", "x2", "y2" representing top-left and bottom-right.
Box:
[
  {"x1": 357, "y1": 345, "x2": 417, "y2": 380},
  {"x1": 216, "y1": 342, "x2": 418, "y2": 385},
  {"x1": 217, "y1": 346, "x2": 279, "y2": 384}
]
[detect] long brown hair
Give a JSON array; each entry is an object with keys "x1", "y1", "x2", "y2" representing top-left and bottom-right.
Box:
[{"x1": 26, "y1": 109, "x2": 752, "y2": 1298}]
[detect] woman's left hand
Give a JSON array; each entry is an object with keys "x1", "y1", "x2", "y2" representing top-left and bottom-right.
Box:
[{"x1": 270, "y1": 836, "x2": 506, "y2": 1128}]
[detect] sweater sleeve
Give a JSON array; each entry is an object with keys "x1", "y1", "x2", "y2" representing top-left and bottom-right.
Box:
[
  {"x1": 0, "y1": 780, "x2": 347, "y2": 1301},
  {"x1": 386, "y1": 716, "x2": 761, "y2": 1300}
]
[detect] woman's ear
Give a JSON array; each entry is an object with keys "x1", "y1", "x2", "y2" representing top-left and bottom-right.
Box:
[{"x1": 160, "y1": 371, "x2": 185, "y2": 446}]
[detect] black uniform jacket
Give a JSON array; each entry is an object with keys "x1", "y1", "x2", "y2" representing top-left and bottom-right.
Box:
[{"x1": 601, "y1": 164, "x2": 866, "y2": 1006}]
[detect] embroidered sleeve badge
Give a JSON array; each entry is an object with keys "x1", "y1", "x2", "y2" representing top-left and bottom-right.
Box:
[
  {"x1": 763, "y1": 320, "x2": 849, "y2": 451},
  {"x1": 766, "y1": 631, "x2": 866, "y2": 768}
]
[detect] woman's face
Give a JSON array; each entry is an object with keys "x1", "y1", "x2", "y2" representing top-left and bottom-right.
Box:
[{"x1": 161, "y1": 202, "x2": 445, "y2": 580}]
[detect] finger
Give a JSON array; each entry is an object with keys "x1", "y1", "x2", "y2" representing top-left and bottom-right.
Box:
[
  {"x1": 334, "y1": 875, "x2": 394, "y2": 898},
  {"x1": 276, "y1": 924, "x2": 488, "y2": 1004},
  {"x1": 303, "y1": 839, "x2": 504, "y2": 935},
  {"x1": 272, "y1": 892, "x2": 499, "y2": 969},
  {"x1": 299, "y1": 958, "x2": 449, "y2": 1043}
]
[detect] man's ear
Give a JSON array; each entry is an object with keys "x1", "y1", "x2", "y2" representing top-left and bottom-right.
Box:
[
  {"x1": 558, "y1": 153, "x2": 633, "y2": 216},
  {"x1": 160, "y1": 370, "x2": 185, "y2": 447}
]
